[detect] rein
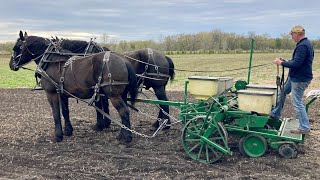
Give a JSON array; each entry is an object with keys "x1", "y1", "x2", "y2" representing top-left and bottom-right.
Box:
[{"x1": 21, "y1": 66, "x2": 36, "y2": 71}]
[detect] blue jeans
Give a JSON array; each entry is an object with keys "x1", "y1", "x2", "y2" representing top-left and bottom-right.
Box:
[{"x1": 270, "y1": 77, "x2": 311, "y2": 131}]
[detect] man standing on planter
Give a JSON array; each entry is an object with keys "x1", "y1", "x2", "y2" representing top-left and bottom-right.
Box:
[{"x1": 271, "y1": 25, "x2": 314, "y2": 134}]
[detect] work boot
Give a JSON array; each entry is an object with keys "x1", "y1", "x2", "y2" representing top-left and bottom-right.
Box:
[{"x1": 290, "y1": 129, "x2": 310, "y2": 134}]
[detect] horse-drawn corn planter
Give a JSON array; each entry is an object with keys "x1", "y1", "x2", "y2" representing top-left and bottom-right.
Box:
[
  {"x1": 10, "y1": 32, "x2": 318, "y2": 164},
  {"x1": 137, "y1": 39, "x2": 318, "y2": 164},
  {"x1": 138, "y1": 75, "x2": 309, "y2": 164}
]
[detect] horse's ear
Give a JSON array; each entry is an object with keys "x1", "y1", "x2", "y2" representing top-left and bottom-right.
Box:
[
  {"x1": 19, "y1": 30, "x2": 24, "y2": 40},
  {"x1": 24, "y1": 32, "x2": 28, "y2": 38}
]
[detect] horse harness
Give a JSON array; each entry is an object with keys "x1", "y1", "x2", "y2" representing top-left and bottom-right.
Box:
[
  {"x1": 58, "y1": 51, "x2": 131, "y2": 105},
  {"x1": 35, "y1": 40, "x2": 170, "y2": 97},
  {"x1": 32, "y1": 41, "x2": 128, "y2": 105},
  {"x1": 61, "y1": 41, "x2": 171, "y2": 86},
  {"x1": 84, "y1": 38, "x2": 105, "y2": 55},
  {"x1": 135, "y1": 48, "x2": 171, "y2": 88}
]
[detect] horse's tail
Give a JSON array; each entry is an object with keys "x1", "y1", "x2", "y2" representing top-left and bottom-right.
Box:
[
  {"x1": 165, "y1": 55, "x2": 175, "y2": 82},
  {"x1": 125, "y1": 60, "x2": 138, "y2": 105}
]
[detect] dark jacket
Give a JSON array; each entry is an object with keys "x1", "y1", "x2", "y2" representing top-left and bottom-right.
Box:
[{"x1": 281, "y1": 37, "x2": 314, "y2": 82}]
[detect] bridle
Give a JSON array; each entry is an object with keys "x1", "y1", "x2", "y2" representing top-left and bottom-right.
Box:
[{"x1": 12, "y1": 38, "x2": 50, "y2": 69}]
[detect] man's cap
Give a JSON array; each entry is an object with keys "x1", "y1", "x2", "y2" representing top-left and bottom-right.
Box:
[{"x1": 289, "y1": 25, "x2": 305, "y2": 34}]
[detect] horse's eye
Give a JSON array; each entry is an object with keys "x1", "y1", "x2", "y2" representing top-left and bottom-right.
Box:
[{"x1": 20, "y1": 46, "x2": 23, "y2": 50}]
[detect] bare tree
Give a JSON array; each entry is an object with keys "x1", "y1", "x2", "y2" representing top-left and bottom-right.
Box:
[{"x1": 100, "y1": 33, "x2": 109, "y2": 45}]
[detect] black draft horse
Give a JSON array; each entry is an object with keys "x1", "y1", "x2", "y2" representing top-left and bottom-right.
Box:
[
  {"x1": 123, "y1": 49, "x2": 175, "y2": 129},
  {"x1": 54, "y1": 39, "x2": 175, "y2": 129},
  {"x1": 9, "y1": 31, "x2": 138, "y2": 144}
]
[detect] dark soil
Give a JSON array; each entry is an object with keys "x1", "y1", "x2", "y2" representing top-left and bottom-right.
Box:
[{"x1": 0, "y1": 88, "x2": 320, "y2": 179}]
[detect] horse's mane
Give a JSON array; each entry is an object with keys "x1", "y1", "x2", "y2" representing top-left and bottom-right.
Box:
[
  {"x1": 25, "y1": 36, "x2": 50, "y2": 53},
  {"x1": 60, "y1": 39, "x2": 88, "y2": 53},
  {"x1": 125, "y1": 49, "x2": 148, "y2": 57}
]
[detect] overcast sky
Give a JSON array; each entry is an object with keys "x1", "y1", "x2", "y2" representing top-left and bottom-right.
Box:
[{"x1": 1, "y1": 0, "x2": 319, "y2": 42}]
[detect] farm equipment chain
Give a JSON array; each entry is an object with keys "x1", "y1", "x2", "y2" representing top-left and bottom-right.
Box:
[
  {"x1": 136, "y1": 105, "x2": 181, "y2": 126},
  {"x1": 91, "y1": 103, "x2": 168, "y2": 138},
  {"x1": 138, "y1": 89, "x2": 182, "y2": 125}
]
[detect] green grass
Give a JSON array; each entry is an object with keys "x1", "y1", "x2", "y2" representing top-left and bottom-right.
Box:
[
  {"x1": 0, "y1": 54, "x2": 38, "y2": 88},
  {"x1": 1, "y1": 53, "x2": 319, "y2": 92}
]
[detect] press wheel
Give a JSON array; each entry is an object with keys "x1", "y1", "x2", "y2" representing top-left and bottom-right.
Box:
[
  {"x1": 278, "y1": 143, "x2": 298, "y2": 159},
  {"x1": 239, "y1": 134, "x2": 267, "y2": 157},
  {"x1": 182, "y1": 115, "x2": 228, "y2": 164}
]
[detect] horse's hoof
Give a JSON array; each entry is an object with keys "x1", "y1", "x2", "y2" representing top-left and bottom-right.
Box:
[
  {"x1": 55, "y1": 135, "x2": 63, "y2": 142},
  {"x1": 64, "y1": 127, "x2": 73, "y2": 136},
  {"x1": 103, "y1": 121, "x2": 111, "y2": 129},
  {"x1": 93, "y1": 123, "x2": 110, "y2": 132},
  {"x1": 162, "y1": 124, "x2": 171, "y2": 130},
  {"x1": 116, "y1": 134, "x2": 132, "y2": 144},
  {"x1": 152, "y1": 122, "x2": 160, "y2": 129},
  {"x1": 92, "y1": 124, "x2": 103, "y2": 131},
  {"x1": 64, "y1": 130, "x2": 73, "y2": 136},
  {"x1": 150, "y1": 126, "x2": 157, "y2": 132}
]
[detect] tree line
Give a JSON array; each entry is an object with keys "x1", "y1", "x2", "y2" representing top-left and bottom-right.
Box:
[
  {"x1": 1, "y1": 30, "x2": 320, "y2": 54},
  {"x1": 103, "y1": 30, "x2": 320, "y2": 54}
]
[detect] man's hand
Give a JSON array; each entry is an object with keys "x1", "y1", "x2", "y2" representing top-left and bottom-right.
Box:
[{"x1": 274, "y1": 57, "x2": 283, "y2": 65}]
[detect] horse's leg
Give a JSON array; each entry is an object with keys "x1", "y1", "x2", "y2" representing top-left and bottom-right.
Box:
[
  {"x1": 60, "y1": 95, "x2": 73, "y2": 136},
  {"x1": 94, "y1": 95, "x2": 111, "y2": 131},
  {"x1": 121, "y1": 88, "x2": 129, "y2": 105},
  {"x1": 109, "y1": 96, "x2": 132, "y2": 144},
  {"x1": 46, "y1": 92, "x2": 64, "y2": 142},
  {"x1": 153, "y1": 86, "x2": 171, "y2": 130}
]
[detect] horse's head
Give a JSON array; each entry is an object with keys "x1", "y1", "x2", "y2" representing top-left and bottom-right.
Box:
[
  {"x1": 10, "y1": 31, "x2": 48, "y2": 71},
  {"x1": 9, "y1": 31, "x2": 27, "y2": 71}
]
